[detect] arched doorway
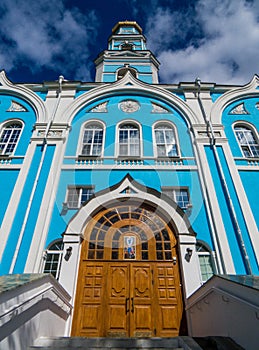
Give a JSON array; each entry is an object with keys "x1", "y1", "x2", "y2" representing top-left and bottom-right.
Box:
[{"x1": 71, "y1": 202, "x2": 183, "y2": 337}]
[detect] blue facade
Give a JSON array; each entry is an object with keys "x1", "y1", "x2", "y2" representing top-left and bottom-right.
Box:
[{"x1": 0, "y1": 21, "x2": 259, "y2": 295}]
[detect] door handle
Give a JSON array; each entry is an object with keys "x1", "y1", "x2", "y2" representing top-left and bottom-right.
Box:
[
  {"x1": 125, "y1": 297, "x2": 130, "y2": 314},
  {"x1": 131, "y1": 297, "x2": 134, "y2": 313}
]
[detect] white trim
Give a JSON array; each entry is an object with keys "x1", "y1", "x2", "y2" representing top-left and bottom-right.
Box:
[
  {"x1": 66, "y1": 177, "x2": 191, "y2": 235},
  {"x1": 210, "y1": 75, "x2": 259, "y2": 124},
  {"x1": 0, "y1": 70, "x2": 48, "y2": 123},
  {"x1": 76, "y1": 119, "x2": 106, "y2": 158},
  {"x1": 24, "y1": 138, "x2": 68, "y2": 273},
  {"x1": 232, "y1": 121, "x2": 259, "y2": 158},
  {"x1": 196, "y1": 143, "x2": 236, "y2": 273},
  {"x1": 220, "y1": 142, "x2": 259, "y2": 266},
  {"x1": 59, "y1": 177, "x2": 202, "y2": 302},
  {"x1": 115, "y1": 119, "x2": 143, "y2": 158},
  {"x1": 152, "y1": 120, "x2": 181, "y2": 159},
  {"x1": 63, "y1": 72, "x2": 199, "y2": 126},
  {"x1": 0, "y1": 142, "x2": 37, "y2": 261},
  {"x1": 0, "y1": 119, "x2": 24, "y2": 156}
]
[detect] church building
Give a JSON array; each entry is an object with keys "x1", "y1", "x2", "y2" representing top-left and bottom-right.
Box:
[{"x1": 0, "y1": 21, "x2": 258, "y2": 349}]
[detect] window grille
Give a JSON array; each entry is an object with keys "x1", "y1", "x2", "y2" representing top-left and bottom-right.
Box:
[
  {"x1": 154, "y1": 124, "x2": 178, "y2": 157},
  {"x1": 234, "y1": 125, "x2": 259, "y2": 158},
  {"x1": 0, "y1": 122, "x2": 22, "y2": 155}
]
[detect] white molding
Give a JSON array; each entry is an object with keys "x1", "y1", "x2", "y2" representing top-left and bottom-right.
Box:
[
  {"x1": 63, "y1": 72, "x2": 199, "y2": 126},
  {"x1": 115, "y1": 118, "x2": 143, "y2": 158},
  {"x1": 0, "y1": 70, "x2": 48, "y2": 123},
  {"x1": 152, "y1": 120, "x2": 181, "y2": 158},
  {"x1": 76, "y1": 119, "x2": 106, "y2": 158},
  {"x1": 24, "y1": 140, "x2": 67, "y2": 273},
  {"x1": 221, "y1": 143, "x2": 259, "y2": 266},
  {"x1": 0, "y1": 142, "x2": 37, "y2": 261},
  {"x1": 196, "y1": 144, "x2": 236, "y2": 273},
  {"x1": 65, "y1": 176, "x2": 191, "y2": 235},
  {"x1": 59, "y1": 176, "x2": 201, "y2": 300},
  {"x1": 210, "y1": 75, "x2": 259, "y2": 124}
]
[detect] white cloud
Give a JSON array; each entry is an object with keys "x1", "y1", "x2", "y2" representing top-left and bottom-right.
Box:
[
  {"x1": 0, "y1": 0, "x2": 98, "y2": 80},
  {"x1": 145, "y1": 0, "x2": 259, "y2": 84}
]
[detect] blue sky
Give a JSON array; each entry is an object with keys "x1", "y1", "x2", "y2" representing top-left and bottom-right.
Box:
[{"x1": 0, "y1": 0, "x2": 259, "y2": 85}]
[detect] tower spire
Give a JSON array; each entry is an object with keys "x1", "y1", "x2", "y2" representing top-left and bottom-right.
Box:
[{"x1": 94, "y1": 21, "x2": 160, "y2": 83}]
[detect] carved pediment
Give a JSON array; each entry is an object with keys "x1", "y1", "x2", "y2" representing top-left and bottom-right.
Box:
[
  {"x1": 229, "y1": 103, "x2": 249, "y2": 115},
  {"x1": 107, "y1": 51, "x2": 149, "y2": 58}
]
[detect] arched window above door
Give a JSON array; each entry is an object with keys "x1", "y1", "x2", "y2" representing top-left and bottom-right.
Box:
[
  {"x1": 86, "y1": 205, "x2": 176, "y2": 261},
  {"x1": 234, "y1": 124, "x2": 259, "y2": 158}
]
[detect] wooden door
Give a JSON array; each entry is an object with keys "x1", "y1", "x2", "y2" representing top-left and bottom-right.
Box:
[
  {"x1": 71, "y1": 262, "x2": 106, "y2": 337},
  {"x1": 71, "y1": 204, "x2": 183, "y2": 337},
  {"x1": 154, "y1": 263, "x2": 183, "y2": 337},
  {"x1": 72, "y1": 261, "x2": 182, "y2": 337},
  {"x1": 130, "y1": 263, "x2": 153, "y2": 337}
]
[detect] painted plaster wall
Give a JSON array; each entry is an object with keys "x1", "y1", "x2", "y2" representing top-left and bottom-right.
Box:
[{"x1": 0, "y1": 170, "x2": 19, "y2": 224}]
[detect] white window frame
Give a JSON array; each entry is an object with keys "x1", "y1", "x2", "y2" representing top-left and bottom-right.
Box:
[
  {"x1": 153, "y1": 121, "x2": 180, "y2": 158},
  {"x1": 161, "y1": 186, "x2": 191, "y2": 210},
  {"x1": 116, "y1": 120, "x2": 142, "y2": 158},
  {"x1": 77, "y1": 120, "x2": 105, "y2": 157},
  {"x1": 65, "y1": 185, "x2": 95, "y2": 209},
  {"x1": 43, "y1": 239, "x2": 64, "y2": 280},
  {"x1": 233, "y1": 122, "x2": 259, "y2": 158},
  {"x1": 196, "y1": 241, "x2": 215, "y2": 282},
  {"x1": 0, "y1": 120, "x2": 24, "y2": 156}
]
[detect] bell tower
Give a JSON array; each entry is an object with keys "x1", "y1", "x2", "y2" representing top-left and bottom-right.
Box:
[{"x1": 94, "y1": 21, "x2": 160, "y2": 83}]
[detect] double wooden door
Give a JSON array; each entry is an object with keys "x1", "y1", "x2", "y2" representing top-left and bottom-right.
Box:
[{"x1": 71, "y1": 260, "x2": 183, "y2": 337}]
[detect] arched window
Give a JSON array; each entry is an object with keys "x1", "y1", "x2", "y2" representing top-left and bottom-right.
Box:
[
  {"x1": 43, "y1": 240, "x2": 64, "y2": 279},
  {"x1": 196, "y1": 241, "x2": 215, "y2": 282},
  {"x1": 118, "y1": 123, "x2": 140, "y2": 157},
  {"x1": 154, "y1": 123, "x2": 179, "y2": 157},
  {"x1": 81, "y1": 122, "x2": 104, "y2": 156},
  {"x1": 0, "y1": 121, "x2": 23, "y2": 155},
  {"x1": 121, "y1": 42, "x2": 134, "y2": 50},
  {"x1": 234, "y1": 124, "x2": 259, "y2": 158},
  {"x1": 117, "y1": 67, "x2": 137, "y2": 80},
  {"x1": 86, "y1": 205, "x2": 176, "y2": 261}
]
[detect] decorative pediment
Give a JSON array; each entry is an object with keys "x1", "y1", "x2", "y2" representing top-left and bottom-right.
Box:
[
  {"x1": 151, "y1": 102, "x2": 170, "y2": 114},
  {"x1": 65, "y1": 174, "x2": 193, "y2": 236},
  {"x1": 108, "y1": 51, "x2": 148, "y2": 58},
  {"x1": 229, "y1": 103, "x2": 249, "y2": 115},
  {"x1": 89, "y1": 101, "x2": 108, "y2": 113},
  {"x1": 7, "y1": 100, "x2": 28, "y2": 112}
]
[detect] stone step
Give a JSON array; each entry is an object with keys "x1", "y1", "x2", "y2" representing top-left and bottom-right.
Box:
[{"x1": 29, "y1": 336, "x2": 202, "y2": 350}]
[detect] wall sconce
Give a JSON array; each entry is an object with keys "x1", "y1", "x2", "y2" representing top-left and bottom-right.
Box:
[
  {"x1": 185, "y1": 247, "x2": 193, "y2": 262},
  {"x1": 64, "y1": 246, "x2": 72, "y2": 261}
]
